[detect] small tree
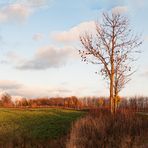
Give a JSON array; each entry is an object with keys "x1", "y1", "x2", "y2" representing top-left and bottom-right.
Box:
[
  {"x1": 79, "y1": 12, "x2": 142, "y2": 114},
  {"x1": 0, "y1": 92, "x2": 13, "y2": 107}
]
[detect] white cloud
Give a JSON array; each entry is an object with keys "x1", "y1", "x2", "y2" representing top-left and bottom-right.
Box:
[
  {"x1": 23, "y1": 0, "x2": 52, "y2": 8},
  {"x1": 112, "y1": 6, "x2": 128, "y2": 14},
  {"x1": 0, "y1": 12, "x2": 7, "y2": 22},
  {"x1": 0, "y1": 80, "x2": 103, "y2": 98},
  {"x1": 0, "y1": 80, "x2": 22, "y2": 90},
  {"x1": 15, "y1": 45, "x2": 77, "y2": 70},
  {"x1": 0, "y1": 80, "x2": 49, "y2": 98},
  {"x1": 48, "y1": 87, "x2": 72, "y2": 94},
  {"x1": 0, "y1": 0, "x2": 52, "y2": 23},
  {"x1": 47, "y1": 87, "x2": 73, "y2": 97},
  {"x1": 0, "y1": 4, "x2": 32, "y2": 23},
  {"x1": 6, "y1": 51, "x2": 26, "y2": 64},
  {"x1": 141, "y1": 70, "x2": 148, "y2": 77},
  {"x1": 144, "y1": 36, "x2": 148, "y2": 41},
  {"x1": 9, "y1": 86, "x2": 47, "y2": 98},
  {"x1": 33, "y1": 33, "x2": 44, "y2": 41},
  {"x1": 52, "y1": 21, "x2": 96, "y2": 42},
  {"x1": 0, "y1": 82, "x2": 72, "y2": 98}
]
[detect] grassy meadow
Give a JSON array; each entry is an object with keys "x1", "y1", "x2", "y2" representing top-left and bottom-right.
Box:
[{"x1": 0, "y1": 108, "x2": 85, "y2": 147}]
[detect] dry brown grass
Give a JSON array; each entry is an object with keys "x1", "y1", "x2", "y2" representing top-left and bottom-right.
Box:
[{"x1": 67, "y1": 109, "x2": 148, "y2": 148}]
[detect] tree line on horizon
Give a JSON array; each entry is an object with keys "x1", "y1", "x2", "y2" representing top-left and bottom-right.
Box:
[{"x1": 0, "y1": 92, "x2": 148, "y2": 112}]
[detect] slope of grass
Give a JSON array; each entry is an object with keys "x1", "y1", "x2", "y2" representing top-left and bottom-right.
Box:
[{"x1": 0, "y1": 108, "x2": 85, "y2": 147}]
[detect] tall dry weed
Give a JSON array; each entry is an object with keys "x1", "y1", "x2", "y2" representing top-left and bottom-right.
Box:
[{"x1": 67, "y1": 109, "x2": 148, "y2": 148}]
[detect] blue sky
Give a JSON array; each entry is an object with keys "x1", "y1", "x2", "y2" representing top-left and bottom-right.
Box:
[{"x1": 0, "y1": 0, "x2": 148, "y2": 98}]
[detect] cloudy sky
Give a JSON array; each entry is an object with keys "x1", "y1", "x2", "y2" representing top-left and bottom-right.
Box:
[{"x1": 0, "y1": 0, "x2": 148, "y2": 98}]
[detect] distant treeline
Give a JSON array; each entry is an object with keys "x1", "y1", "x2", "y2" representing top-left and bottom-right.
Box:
[{"x1": 0, "y1": 93, "x2": 148, "y2": 112}]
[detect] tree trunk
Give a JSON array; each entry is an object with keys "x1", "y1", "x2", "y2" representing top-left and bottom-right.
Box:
[
  {"x1": 110, "y1": 23, "x2": 116, "y2": 114},
  {"x1": 110, "y1": 72, "x2": 114, "y2": 114},
  {"x1": 114, "y1": 88, "x2": 118, "y2": 113},
  {"x1": 110, "y1": 54, "x2": 115, "y2": 114}
]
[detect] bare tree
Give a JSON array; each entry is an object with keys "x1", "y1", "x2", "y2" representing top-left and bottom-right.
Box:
[{"x1": 79, "y1": 12, "x2": 142, "y2": 114}]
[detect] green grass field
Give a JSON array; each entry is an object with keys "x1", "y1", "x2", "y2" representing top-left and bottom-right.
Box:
[{"x1": 0, "y1": 108, "x2": 85, "y2": 146}]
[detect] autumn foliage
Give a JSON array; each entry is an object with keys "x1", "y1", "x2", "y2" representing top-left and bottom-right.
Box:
[{"x1": 0, "y1": 93, "x2": 148, "y2": 112}]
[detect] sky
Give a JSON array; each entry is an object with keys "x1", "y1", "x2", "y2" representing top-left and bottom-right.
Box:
[{"x1": 0, "y1": 0, "x2": 148, "y2": 98}]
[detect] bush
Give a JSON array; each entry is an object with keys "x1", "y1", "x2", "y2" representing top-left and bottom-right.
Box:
[{"x1": 67, "y1": 109, "x2": 148, "y2": 148}]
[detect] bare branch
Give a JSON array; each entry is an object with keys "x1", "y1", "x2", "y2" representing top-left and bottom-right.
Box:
[{"x1": 79, "y1": 12, "x2": 142, "y2": 113}]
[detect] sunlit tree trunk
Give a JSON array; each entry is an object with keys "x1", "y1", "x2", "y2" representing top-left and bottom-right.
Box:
[{"x1": 110, "y1": 74, "x2": 114, "y2": 114}]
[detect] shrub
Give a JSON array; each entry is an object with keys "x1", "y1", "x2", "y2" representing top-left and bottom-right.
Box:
[{"x1": 67, "y1": 109, "x2": 148, "y2": 148}]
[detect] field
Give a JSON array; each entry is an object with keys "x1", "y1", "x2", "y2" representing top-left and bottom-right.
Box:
[
  {"x1": 0, "y1": 108, "x2": 85, "y2": 147},
  {"x1": 0, "y1": 108, "x2": 147, "y2": 148}
]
